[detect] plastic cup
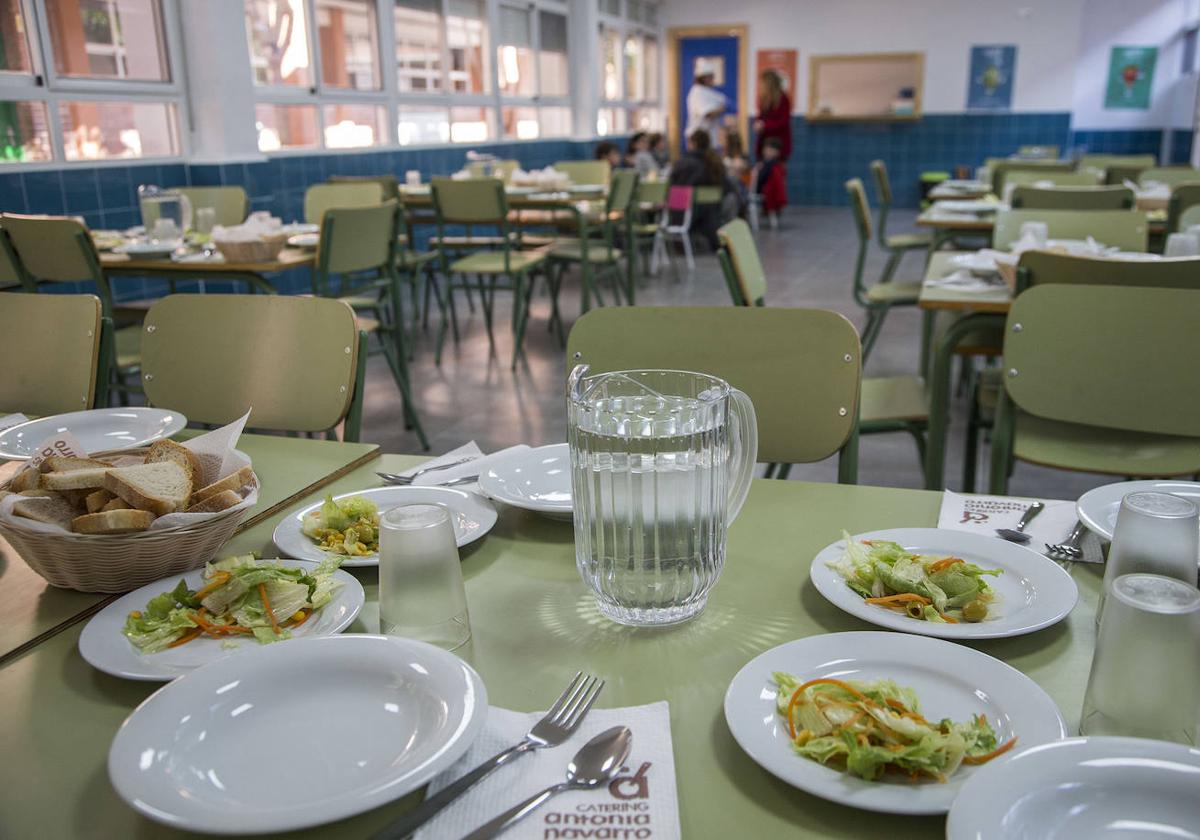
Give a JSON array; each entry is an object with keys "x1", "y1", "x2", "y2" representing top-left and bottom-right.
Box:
[
  {"x1": 1164, "y1": 232, "x2": 1200, "y2": 258},
  {"x1": 1019, "y1": 221, "x2": 1048, "y2": 247}
]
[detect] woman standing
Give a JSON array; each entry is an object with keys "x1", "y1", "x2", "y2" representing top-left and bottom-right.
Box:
[{"x1": 753, "y1": 69, "x2": 792, "y2": 162}]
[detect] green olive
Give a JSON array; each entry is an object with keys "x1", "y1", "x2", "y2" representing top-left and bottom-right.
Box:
[{"x1": 962, "y1": 600, "x2": 988, "y2": 623}]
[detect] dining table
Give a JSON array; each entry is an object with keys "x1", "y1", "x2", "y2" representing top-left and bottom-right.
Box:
[
  {"x1": 0, "y1": 444, "x2": 1105, "y2": 839},
  {"x1": 100, "y1": 247, "x2": 316, "y2": 299},
  {"x1": 917, "y1": 206, "x2": 1169, "y2": 252},
  {"x1": 926, "y1": 181, "x2": 990, "y2": 201}
]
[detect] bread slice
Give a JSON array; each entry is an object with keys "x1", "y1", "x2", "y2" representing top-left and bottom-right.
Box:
[
  {"x1": 185, "y1": 489, "x2": 242, "y2": 514},
  {"x1": 40, "y1": 468, "x2": 109, "y2": 491},
  {"x1": 103, "y1": 462, "x2": 191, "y2": 515},
  {"x1": 9, "y1": 467, "x2": 41, "y2": 493},
  {"x1": 144, "y1": 440, "x2": 201, "y2": 485},
  {"x1": 40, "y1": 456, "x2": 112, "y2": 474},
  {"x1": 191, "y1": 466, "x2": 254, "y2": 504},
  {"x1": 71, "y1": 509, "x2": 155, "y2": 535},
  {"x1": 85, "y1": 489, "x2": 115, "y2": 514},
  {"x1": 60, "y1": 488, "x2": 92, "y2": 508},
  {"x1": 100, "y1": 497, "x2": 132, "y2": 512},
  {"x1": 12, "y1": 490, "x2": 79, "y2": 529}
]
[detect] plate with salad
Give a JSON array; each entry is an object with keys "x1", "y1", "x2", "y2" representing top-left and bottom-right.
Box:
[
  {"x1": 723, "y1": 631, "x2": 1068, "y2": 814},
  {"x1": 79, "y1": 553, "x2": 364, "y2": 681},
  {"x1": 810, "y1": 528, "x2": 1077, "y2": 639},
  {"x1": 272, "y1": 485, "x2": 498, "y2": 567}
]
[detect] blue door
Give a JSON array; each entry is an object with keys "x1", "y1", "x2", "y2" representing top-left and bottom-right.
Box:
[{"x1": 677, "y1": 35, "x2": 740, "y2": 152}]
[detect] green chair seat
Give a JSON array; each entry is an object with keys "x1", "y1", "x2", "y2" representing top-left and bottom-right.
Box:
[
  {"x1": 449, "y1": 249, "x2": 547, "y2": 275},
  {"x1": 633, "y1": 222, "x2": 659, "y2": 235},
  {"x1": 1013, "y1": 412, "x2": 1200, "y2": 477},
  {"x1": 866, "y1": 280, "x2": 921, "y2": 304},
  {"x1": 339, "y1": 293, "x2": 383, "y2": 309},
  {"x1": 549, "y1": 239, "x2": 623, "y2": 263},
  {"x1": 114, "y1": 324, "x2": 142, "y2": 371},
  {"x1": 885, "y1": 232, "x2": 931, "y2": 250},
  {"x1": 398, "y1": 250, "x2": 439, "y2": 268},
  {"x1": 860, "y1": 375, "x2": 928, "y2": 424},
  {"x1": 517, "y1": 234, "x2": 561, "y2": 248}
]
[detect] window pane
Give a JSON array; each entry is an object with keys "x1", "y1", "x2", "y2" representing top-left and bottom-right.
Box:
[
  {"x1": 0, "y1": 101, "x2": 51, "y2": 162},
  {"x1": 538, "y1": 11, "x2": 568, "y2": 98},
  {"x1": 316, "y1": 0, "x2": 379, "y2": 90},
  {"x1": 447, "y1": 0, "x2": 488, "y2": 93},
  {"x1": 501, "y1": 105, "x2": 538, "y2": 140},
  {"x1": 397, "y1": 105, "x2": 449, "y2": 145},
  {"x1": 497, "y1": 6, "x2": 533, "y2": 97},
  {"x1": 395, "y1": 0, "x2": 443, "y2": 93},
  {"x1": 60, "y1": 100, "x2": 178, "y2": 160},
  {"x1": 644, "y1": 36, "x2": 658, "y2": 101},
  {"x1": 624, "y1": 35, "x2": 642, "y2": 101},
  {"x1": 643, "y1": 3, "x2": 656, "y2": 25},
  {"x1": 600, "y1": 28, "x2": 621, "y2": 100},
  {"x1": 631, "y1": 106, "x2": 661, "y2": 131},
  {"x1": 246, "y1": 0, "x2": 312, "y2": 87},
  {"x1": 598, "y1": 0, "x2": 620, "y2": 16},
  {"x1": 627, "y1": 0, "x2": 642, "y2": 21},
  {"x1": 0, "y1": 0, "x2": 33, "y2": 73},
  {"x1": 596, "y1": 106, "x2": 626, "y2": 136},
  {"x1": 539, "y1": 106, "x2": 571, "y2": 138},
  {"x1": 449, "y1": 105, "x2": 490, "y2": 143},
  {"x1": 255, "y1": 102, "x2": 318, "y2": 151},
  {"x1": 47, "y1": 0, "x2": 169, "y2": 81},
  {"x1": 323, "y1": 103, "x2": 385, "y2": 148}
]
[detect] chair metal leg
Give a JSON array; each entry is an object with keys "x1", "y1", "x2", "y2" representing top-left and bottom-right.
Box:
[
  {"x1": 776, "y1": 463, "x2": 792, "y2": 480},
  {"x1": 880, "y1": 250, "x2": 902, "y2": 284},
  {"x1": 511, "y1": 273, "x2": 530, "y2": 370},
  {"x1": 860, "y1": 308, "x2": 886, "y2": 361},
  {"x1": 681, "y1": 232, "x2": 695, "y2": 271},
  {"x1": 763, "y1": 463, "x2": 777, "y2": 479},
  {"x1": 962, "y1": 390, "x2": 981, "y2": 493},
  {"x1": 478, "y1": 275, "x2": 495, "y2": 350}
]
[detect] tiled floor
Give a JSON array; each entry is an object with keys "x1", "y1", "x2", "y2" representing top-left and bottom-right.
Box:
[{"x1": 361, "y1": 207, "x2": 1117, "y2": 502}]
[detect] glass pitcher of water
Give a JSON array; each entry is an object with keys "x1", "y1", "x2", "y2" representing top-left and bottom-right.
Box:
[
  {"x1": 567, "y1": 366, "x2": 758, "y2": 626},
  {"x1": 137, "y1": 184, "x2": 192, "y2": 238}
]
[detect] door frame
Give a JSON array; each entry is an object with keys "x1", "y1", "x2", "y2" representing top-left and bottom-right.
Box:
[{"x1": 666, "y1": 24, "x2": 750, "y2": 157}]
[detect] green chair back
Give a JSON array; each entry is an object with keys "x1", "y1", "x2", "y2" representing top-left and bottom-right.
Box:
[
  {"x1": 316, "y1": 200, "x2": 397, "y2": 278},
  {"x1": 554, "y1": 160, "x2": 611, "y2": 186},
  {"x1": 566, "y1": 306, "x2": 862, "y2": 471},
  {"x1": 1102, "y1": 165, "x2": 1151, "y2": 186},
  {"x1": 993, "y1": 209, "x2": 1148, "y2": 252},
  {"x1": 716, "y1": 219, "x2": 767, "y2": 306},
  {"x1": 1016, "y1": 249, "x2": 1200, "y2": 291},
  {"x1": 0, "y1": 214, "x2": 101, "y2": 284},
  {"x1": 1009, "y1": 185, "x2": 1133, "y2": 211},
  {"x1": 1003, "y1": 170, "x2": 1101, "y2": 190},
  {"x1": 844, "y1": 178, "x2": 872, "y2": 242},
  {"x1": 606, "y1": 170, "x2": 640, "y2": 215},
  {"x1": 694, "y1": 185, "x2": 723, "y2": 206},
  {"x1": 636, "y1": 181, "x2": 668, "y2": 205},
  {"x1": 869, "y1": 159, "x2": 893, "y2": 205},
  {"x1": 1079, "y1": 153, "x2": 1156, "y2": 172},
  {"x1": 1139, "y1": 167, "x2": 1200, "y2": 187},
  {"x1": 466, "y1": 159, "x2": 519, "y2": 182},
  {"x1": 991, "y1": 161, "x2": 1075, "y2": 196},
  {"x1": 179, "y1": 186, "x2": 249, "y2": 226},
  {"x1": 430, "y1": 177, "x2": 508, "y2": 225},
  {"x1": 0, "y1": 228, "x2": 29, "y2": 290},
  {"x1": 329, "y1": 174, "x2": 400, "y2": 202},
  {"x1": 1002, "y1": 284, "x2": 1200, "y2": 437},
  {"x1": 142, "y1": 294, "x2": 366, "y2": 437},
  {"x1": 304, "y1": 182, "x2": 384, "y2": 225},
  {"x1": 1167, "y1": 183, "x2": 1200, "y2": 233},
  {"x1": 0, "y1": 293, "x2": 103, "y2": 415}
]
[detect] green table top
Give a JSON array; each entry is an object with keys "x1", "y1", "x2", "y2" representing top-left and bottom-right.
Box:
[
  {"x1": 0, "y1": 454, "x2": 1103, "y2": 839},
  {"x1": 0, "y1": 433, "x2": 378, "y2": 665}
]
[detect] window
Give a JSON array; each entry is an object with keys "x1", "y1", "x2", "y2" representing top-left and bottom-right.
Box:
[
  {"x1": 539, "y1": 105, "x2": 570, "y2": 137},
  {"x1": 46, "y1": 0, "x2": 170, "y2": 81},
  {"x1": 449, "y1": 105, "x2": 489, "y2": 143},
  {"x1": 446, "y1": 0, "x2": 488, "y2": 93},
  {"x1": 538, "y1": 11, "x2": 568, "y2": 98},
  {"x1": 623, "y1": 34, "x2": 641, "y2": 102},
  {"x1": 497, "y1": 6, "x2": 533, "y2": 97},
  {"x1": 0, "y1": 100, "x2": 51, "y2": 162},
  {"x1": 316, "y1": 0, "x2": 379, "y2": 90},
  {"x1": 501, "y1": 104, "x2": 537, "y2": 139},
  {"x1": 394, "y1": 0, "x2": 443, "y2": 92},
  {"x1": 600, "y1": 26, "x2": 621, "y2": 100},
  {"x1": 397, "y1": 104, "x2": 449, "y2": 145},
  {"x1": 246, "y1": 0, "x2": 313, "y2": 87},
  {"x1": 323, "y1": 102, "x2": 385, "y2": 147},
  {"x1": 59, "y1": 100, "x2": 177, "y2": 160},
  {"x1": 1, "y1": 0, "x2": 33, "y2": 73},
  {"x1": 255, "y1": 102, "x2": 319, "y2": 151},
  {"x1": 597, "y1": 4, "x2": 662, "y2": 135}
]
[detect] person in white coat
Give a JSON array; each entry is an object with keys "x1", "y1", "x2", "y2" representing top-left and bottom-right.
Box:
[{"x1": 685, "y1": 58, "x2": 728, "y2": 151}]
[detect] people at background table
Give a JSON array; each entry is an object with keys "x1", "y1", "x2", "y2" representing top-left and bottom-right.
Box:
[
  {"x1": 754, "y1": 69, "x2": 792, "y2": 162},
  {"x1": 648, "y1": 133, "x2": 670, "y2": 169},
  {"x1": 722, "y1": 128, "x2": 752, "y2": 209},
  {"x1": 625, "y1": 132, "x2": 659, "y2": 178},
  {"x1": 594, "y1": 141, "x2": 622, "y2": 169},
  {"x1": 755, "y1": 136, "x2": 787, "y2": 229},
  {"x1": 686, "y1": 59, "x2": 729, "y2": 152},
  {"x1": 670, "y1": 129, "x2": 734, "y2": 250}
]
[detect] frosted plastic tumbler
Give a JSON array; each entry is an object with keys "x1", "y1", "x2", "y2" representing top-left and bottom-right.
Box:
[{"x1": 1098, "y1": 491, "x2": 1199, "y2": 622}]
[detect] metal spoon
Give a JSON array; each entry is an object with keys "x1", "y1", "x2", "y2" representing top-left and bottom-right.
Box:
[
  {"x1": 996, "y1": 501, "x2": 1044, "y2": 543},
  {"x1": 461, "y1": 726, "x2": 633, "y2": 840}
]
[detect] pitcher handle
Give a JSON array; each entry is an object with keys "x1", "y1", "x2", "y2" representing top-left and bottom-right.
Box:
[{"x1": 726, "y1": 388, "x2": 758, "y2": 524}]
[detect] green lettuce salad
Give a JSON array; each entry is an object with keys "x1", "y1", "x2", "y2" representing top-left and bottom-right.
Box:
[
  {"x1": 828, "y1": 532, "x2": 1002, "y2": 623},
  {"x1": 122, "y1": 553, "x2": 344, "y2": 653},
  {"x1": 773, "y1": 673, "x2": 1015, "y2": 782},
  {"x1": 301, "y1": 494, "x2": 380, "y2": 557}
]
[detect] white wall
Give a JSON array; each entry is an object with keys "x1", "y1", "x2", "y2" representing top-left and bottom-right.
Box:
[{"x1": 659, "y1": 0, "x2": 1086, "y2": 114}]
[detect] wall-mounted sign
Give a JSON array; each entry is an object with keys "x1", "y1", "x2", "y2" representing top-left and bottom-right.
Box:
[
  {"x1": 966, "y1": 45, "x2": 1016, "y2": 110},
  {"x1": 1104, "y1": 46, "x2": 1157, "y2": 110}
]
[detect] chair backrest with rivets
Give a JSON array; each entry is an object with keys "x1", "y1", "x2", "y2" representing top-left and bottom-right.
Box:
[
  {"x1": 1009, "y1": 185, "x2": 1133, "y2": 211},
  {"x1": 717, "y1": 219, "x2": 767, "y2": 306},
  {"x1": 304, "y1": 182, "x2": 384, "y2": 226},
  {"x1": 1138, "y1": 167, "x2": 1200, "y2": 188},
  {"x1": 993, "y1": 208, "x2": 1148, "y2": 251},
  {"x1": 553, "y1": 160, "x2": 611, "y2": 187},
  {"x1": 0, "y1": 293, "x2": 102, "y2": 415}
]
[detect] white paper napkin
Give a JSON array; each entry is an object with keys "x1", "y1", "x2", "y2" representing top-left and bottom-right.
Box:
[
  {"x1": 415, "y1": 702, "x2": 680, "y2": 840},
  {"x1": 924, "y1": 269, "x2": 1005, "y2": 293},
  {"x1": 401, "y1": 441, "x2": 532, "y2": 491},
  {"x1": 939, "y1": 491, "x2": 1103, "y2": 562}
]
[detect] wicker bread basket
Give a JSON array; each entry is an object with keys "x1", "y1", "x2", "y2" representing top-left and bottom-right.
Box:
[
  {"x1": 0, "y1": 448, "x2": 257, "y2": 593},
  {"x1": 212, "y1": 231, "x2": 289, "y2": 263}
]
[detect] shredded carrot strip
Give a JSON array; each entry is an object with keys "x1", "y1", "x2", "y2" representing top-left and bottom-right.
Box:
[
  {"x1": 258, "y1": 583, "x2": 281, "y2": 634},
  {"x1": 193, "y1": 571, "x2": 232, "y2": 601},
  {"x1": 939, "y1": 613, "x2": 959, "y2": 624},
  {"x1": 864, "y1": 593, "x2": 932, "y2": 606},
  {"x1": 168, "y1": 628, "x2": 203, "y2": 648},
  {"x1": 963, "y1": 737, "x2": 1018, "y2": 765}
]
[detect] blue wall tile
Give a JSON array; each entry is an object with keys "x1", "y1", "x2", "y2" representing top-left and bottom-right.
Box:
[
  {"x1": 0, "y1": 172, "x2": 27, "y2": 212},
  {"x1": 62, "y1": 168, "x2": 101, "y2": 214},
  {"x1": 21, "y1": 170, "x2": 66, "y2": 215},
  {"x1": 1169, "y1": 130, "x2": 1194, "y2": 165}
]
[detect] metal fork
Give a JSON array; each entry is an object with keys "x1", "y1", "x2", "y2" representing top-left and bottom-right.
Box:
[
  {"x1": 1045, "y1": 521, "x2": 1086, "y2": 563},
  {"x1": 372, "y1": 672, "x2": 605, "y2": 840},
  {"x1": 376, "y1": 456, "x2": 478, "y2": 485}
]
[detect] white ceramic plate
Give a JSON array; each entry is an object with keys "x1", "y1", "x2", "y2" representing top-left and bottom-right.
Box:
[
  {"x1": 273, "y1": 485, "x2": 498, "y2": 567},
  {"x1": 78, "y1": 559, "x2": 364, "y2": 681},
  {"x1": 1077, "y1": 479, "x2": 1200, "y2": 545},
  {"x1": 287, "y1": 232, "x2": 319, "y2": 249},
  {"x1": 0, "y1": 407, "x2": 187, "y2": 460},
  {"x1": 113, "y1": 239, "x2": 182, "y2": 257},
  {"x1": 723, "y1": 632, "x2": 1067, "y2": 815},
  {"x1": 947, "y1": 737, "x2": 1200, "y2": 839},
  {"x1": 476, "y1": 443, "x2": 572, "y2": 520},
  {"x1": 810, "y1": 528, "x2": 1077, "y2": 640},
  {"x1": 937, "y1": 199, "x2": 998, "y2": 215},
  {"x1": 108, "y1": 634, "x2": 487, "y2": 835}
]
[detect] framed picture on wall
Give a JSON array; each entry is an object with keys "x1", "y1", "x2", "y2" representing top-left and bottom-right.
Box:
[
  {"x1": 966, "y1": 45, "x2": 1016, "y2": 111},
  {"x1": 1105, "y1": 46, "x2": 1157, "y2": 109}
]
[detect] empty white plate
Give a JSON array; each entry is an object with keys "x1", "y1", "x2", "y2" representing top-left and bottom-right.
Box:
[
  {"x1": 810, "y1": 528, "x2": 1078, "y2": 640},
  {"x1": 273, "y1": 485, "x2": 498, "y2": 567},
  {"x1": 1077, "y1": 480, "x2": 1200, "y2": 544},
  {"x1": 947, "y1": 737, "x2": 1200, "y2": 839},
  {"x1": 113, "y1": 239, "x2": 182, "y2": 258},
  {"x1": 476, "y1": 443, "x2": 572, "y2": 520},
  {"x1": 108, "y1": 634, "x2": 487, "y2": 834},
  {"x1": 723, "y1": 632, "x2": 1067, "y2": 815},
  {"x1": 79, "y1": 559, "x2": 364, "y2": 681},
  {"x1": 287, "y1": 232, "x2": 319, "y2": 249},
  {"x1": 0, "y1": 407, "x2": 187, "y2": 460}
]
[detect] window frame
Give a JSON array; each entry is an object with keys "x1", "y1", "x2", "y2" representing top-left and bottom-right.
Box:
[
  {"x1": 494, "y1": 0, "x2": 570, "y2": 141},
  {"x1": 0, "y1": 0, "x2": 190, "y2": 166},
  {"x1": 596, "y1": 0, "x2": 662, "y2": 136}
]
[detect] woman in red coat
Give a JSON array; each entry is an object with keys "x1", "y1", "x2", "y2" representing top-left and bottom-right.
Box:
[{"x1": 753, "y1": 69, "x2": 792, "y2": 162}]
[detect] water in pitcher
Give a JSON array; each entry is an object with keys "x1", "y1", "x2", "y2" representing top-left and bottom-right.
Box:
[{"x1": 571, "y1": 389, "x2": 731, "y2": 626}]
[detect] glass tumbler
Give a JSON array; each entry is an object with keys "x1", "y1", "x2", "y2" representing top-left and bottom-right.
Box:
[
  {"x1": 195, "y1": 207, "x2": 217, "y2": 236},
  {"x1": 1098, "y1": 491, "x2": 1199, "y2": 622},
  {"x1": 378, "y1": 504, "x2": 470, "y2": 651},
  {"x1": 1080, "y1": 573, "x2": 1200, "y2": 744}
]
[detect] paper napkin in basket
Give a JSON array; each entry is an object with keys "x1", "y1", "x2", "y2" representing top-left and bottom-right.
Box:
[
  {"x1": 415, "y1": 702, "x2": 680, "y2": 840},
  {"x1": 938, "y1": 491, "x2": 1103, "y2": 563},
  {"x1": 401, "y1": 441, "x2": 532, "y2": 491}
]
